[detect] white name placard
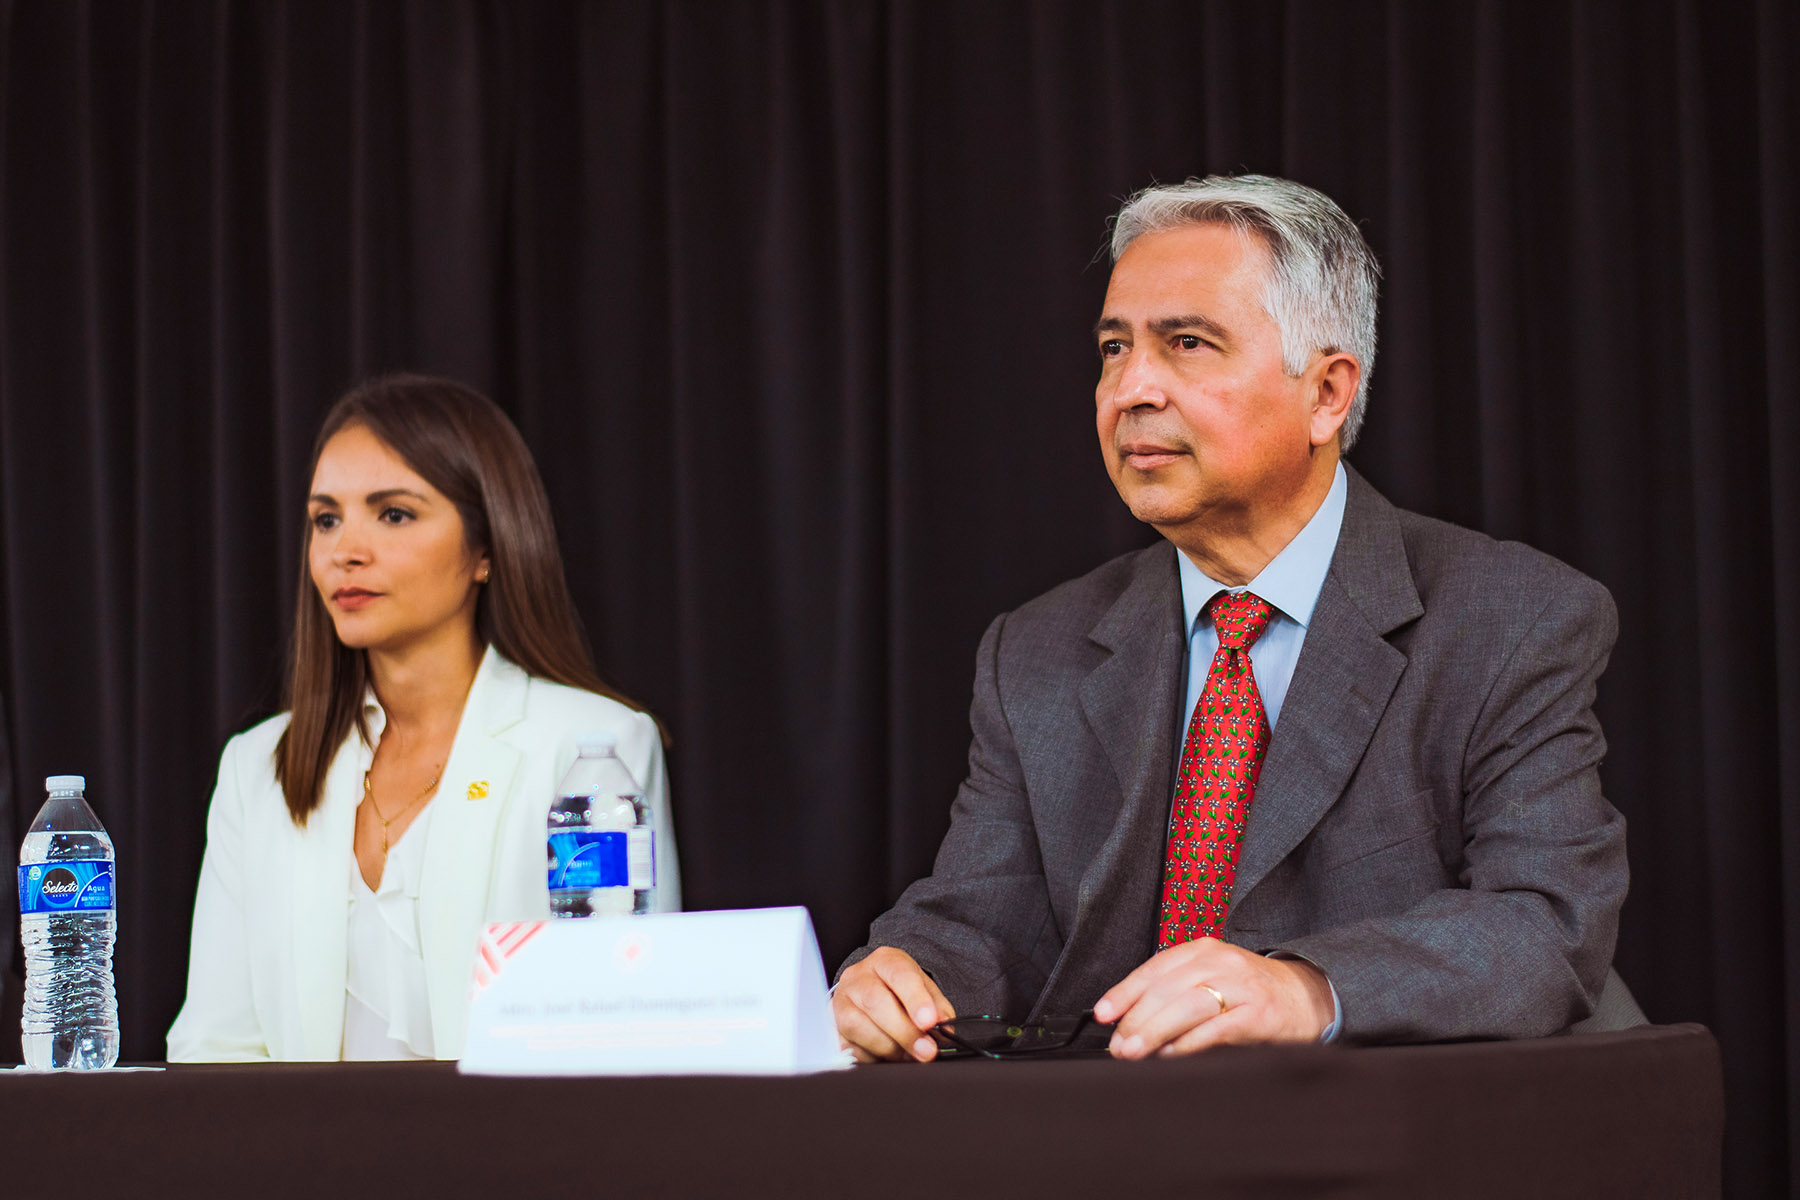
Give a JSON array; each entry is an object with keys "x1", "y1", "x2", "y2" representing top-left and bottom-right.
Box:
[{"x1": 457, "y1": 907, "x2": 850, "y2": 1076}]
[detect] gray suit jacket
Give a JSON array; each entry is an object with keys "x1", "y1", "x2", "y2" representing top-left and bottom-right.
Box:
[{"x1": 850, "y1": 467, "x2": 1627, "y2": 1043}]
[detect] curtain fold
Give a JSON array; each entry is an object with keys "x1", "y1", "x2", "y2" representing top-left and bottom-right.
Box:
[
  {"x1": 1761, "y1": 0, "x2": 1800, "y2": 1177},
  {"x1": 0, "y1": 2, "x2": 1793, "y2": 1191}
]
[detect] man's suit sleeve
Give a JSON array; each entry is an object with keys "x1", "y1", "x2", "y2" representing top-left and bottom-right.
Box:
[
  {"x1": 1274, "y1": 572, "x2": 1627, "y2": 1043},
  {"x1": 840, "y1": 613, "x2": 1063, "y2": 1016}
]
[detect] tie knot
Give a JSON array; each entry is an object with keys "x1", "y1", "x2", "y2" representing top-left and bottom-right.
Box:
[{"x1": 1208, "y1": 591, "x2": 1275, "y2": 651}]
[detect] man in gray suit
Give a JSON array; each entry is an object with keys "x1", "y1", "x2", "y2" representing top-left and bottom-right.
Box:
[{"x1": 835, "y1": 174, "x2": 1627, "y2": 1062}]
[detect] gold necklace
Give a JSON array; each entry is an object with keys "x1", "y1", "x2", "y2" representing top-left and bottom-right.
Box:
[{"x1": 363, "y1": 763, "x2": 442, "y2": 853}]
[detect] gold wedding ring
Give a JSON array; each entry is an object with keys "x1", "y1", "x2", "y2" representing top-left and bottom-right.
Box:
[{"x1": 1198, "y1": 982, "x2": 1228, "y2": 1016}]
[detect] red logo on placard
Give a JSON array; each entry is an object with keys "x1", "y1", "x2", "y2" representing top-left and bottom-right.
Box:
[
  {"x1": 615, "y1": 932, "x2": 650, "y2": 973},
  {"x1": 470, "y1": 921, "x2": 545, "y2": 992}
]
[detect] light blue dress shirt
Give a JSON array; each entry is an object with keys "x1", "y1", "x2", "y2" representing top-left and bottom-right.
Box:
[
  {"x1": 1175, "y1": 461, "x2": 1348, "y2": 735},
  {"x1": 1172, "y1": 460, "x2": 1348, "y2": 1040}
]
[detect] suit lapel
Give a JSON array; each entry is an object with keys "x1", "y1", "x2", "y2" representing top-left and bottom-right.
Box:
[
  {"x1": 1036, "y1": 546, "x2": 1185, "y2": 1014},
  {"x1": 290, "y1": 736, "x2": 362, "y2": 1059},
  {"x1": 1229, "y1": 468, "x2": 1423, "y2": 908},
  {"x1": 418, "y1": 648, "x2": 527, "y2": 1055}
]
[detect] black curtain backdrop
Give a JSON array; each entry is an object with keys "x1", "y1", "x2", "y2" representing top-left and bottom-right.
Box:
[{"x1": 0, "y1": 1, "x2": 1794, "y2": 1193}]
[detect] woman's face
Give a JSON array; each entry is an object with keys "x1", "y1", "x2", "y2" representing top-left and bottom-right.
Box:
[{"x1": 306, "y1": 423, "x2": 489, "y2": 656}]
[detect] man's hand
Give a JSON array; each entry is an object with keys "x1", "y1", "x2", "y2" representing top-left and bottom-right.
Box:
[
  {"x1": 832, "y1": 946, "x2": 957, "y2": 1063},
  {"x1": 1093, "y1": 938, "x2": 1334, "y2": 1059}
]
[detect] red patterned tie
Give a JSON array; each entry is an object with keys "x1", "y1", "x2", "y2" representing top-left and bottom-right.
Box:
[{"x1": 1157, "y1": 591, "x2": 1276, "y2": 949}]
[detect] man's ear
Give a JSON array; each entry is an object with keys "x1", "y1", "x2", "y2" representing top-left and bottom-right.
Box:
[{"x1": 1308, "y1": 353, "x2": 1360, "y2": 448}]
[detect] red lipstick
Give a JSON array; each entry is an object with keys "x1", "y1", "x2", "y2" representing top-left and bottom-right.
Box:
[{"x1": 332, "y1": 588, "x2": 381, "y2": 611}]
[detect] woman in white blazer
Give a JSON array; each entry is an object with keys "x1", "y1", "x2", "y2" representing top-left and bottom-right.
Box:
[{"x1": 167, "y1": 374, "x2": 679, "y2": 1063}]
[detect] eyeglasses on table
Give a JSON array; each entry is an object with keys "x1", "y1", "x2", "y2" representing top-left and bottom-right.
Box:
[{"x1": 927, "y1": 1011, "x2": 1115, "y2": 1059}]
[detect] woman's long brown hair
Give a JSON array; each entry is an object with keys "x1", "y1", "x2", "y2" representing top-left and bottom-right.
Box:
[{"x1": 274, "y1": 373, "x2": 650, "y2": 824}]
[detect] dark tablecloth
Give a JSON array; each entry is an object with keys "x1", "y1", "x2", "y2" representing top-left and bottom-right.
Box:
[{"x1": 2, "y1": 1024, "x2": 1720, "y2": 1199}]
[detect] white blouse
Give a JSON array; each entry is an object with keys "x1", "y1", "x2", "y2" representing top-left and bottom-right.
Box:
[{"x1": 341, "y1": 800, "x2": 437, "y2": 1061}]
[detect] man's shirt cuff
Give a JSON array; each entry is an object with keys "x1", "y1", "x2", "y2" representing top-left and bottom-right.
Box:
[{"x1": 1265, "y1": 950, "x2": 1342, "y2": 1043}]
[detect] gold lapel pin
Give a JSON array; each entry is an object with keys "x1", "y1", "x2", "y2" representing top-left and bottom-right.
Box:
[{"x1": 467, "y1": 780, "x2": 490, "y2": 800}]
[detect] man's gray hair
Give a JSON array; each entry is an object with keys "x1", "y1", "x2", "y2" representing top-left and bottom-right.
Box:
[{"x1": 1109, "y1": 175, "x2": 1382, "y2": 451}]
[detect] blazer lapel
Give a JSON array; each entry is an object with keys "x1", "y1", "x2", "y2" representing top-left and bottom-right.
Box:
[
  {"x1": 1035, "y1": 546, "x2": 1186, "y2": 1015},
  {"x1": 1229, "y1": 468, "x2": 1423, "y2": 909},
  {"x1": 418, "y1": 648, "x2": 527, "y2": 1056},
  {"x1": 289, "y1": 735, "x2": 362, "y2": 1059}
]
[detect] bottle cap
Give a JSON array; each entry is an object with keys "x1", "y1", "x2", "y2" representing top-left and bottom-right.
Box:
[
  {"x1": 577, "y1": 732, "x2": 618, "y2": 755},
  {"x1": 45, "y1": 774, "x2": 86, "y2": 792}
]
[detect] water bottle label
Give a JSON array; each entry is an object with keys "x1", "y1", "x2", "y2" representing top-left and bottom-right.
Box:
[
  {"x1": 18, "y1": 859, "x2": 115, "y2": 914},
  {"x1": 626, "y1": 827, "x2": 653, "y2": 889},
  {"x1": 548, "y1": 831, "x2": 630, "y2": 889}
]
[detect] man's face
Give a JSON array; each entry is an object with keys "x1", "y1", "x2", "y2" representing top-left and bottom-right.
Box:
[{"x1": 1094, "y1": 222, "x2": 1324, "y2": 534}]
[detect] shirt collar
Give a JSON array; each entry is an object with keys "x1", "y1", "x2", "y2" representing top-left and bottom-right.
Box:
[
  {"x1": 1177, "y1": 460, "x2": 1348, "y2": 633},
  {"x1": 356, "y1": 642, "x2": 512, "y2": 748},
  {"x1": 361, "y1": 689, "x2": 387, "y2": 746}
]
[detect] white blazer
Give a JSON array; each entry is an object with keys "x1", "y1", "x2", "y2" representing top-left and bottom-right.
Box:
[{"x1": 166, "y1": 648, "x2": 680, "y2": 1062}]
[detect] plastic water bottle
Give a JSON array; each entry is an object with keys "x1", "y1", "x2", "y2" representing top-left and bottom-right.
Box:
[
  {"x1": 546, "y1": 735, "x2": 654, "y2": 918},
  {"x1": 18, "y1": 775, "x2": 119, "y2": 1069}
]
